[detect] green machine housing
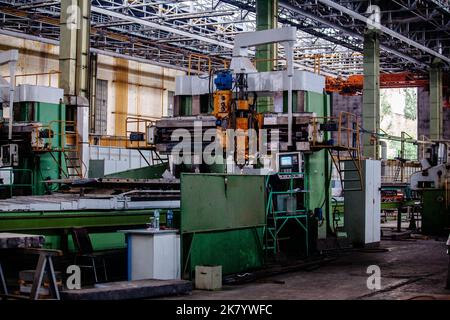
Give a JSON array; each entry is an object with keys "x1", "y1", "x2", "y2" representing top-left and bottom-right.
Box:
[{"x1": 0, "y1": 85, "x2": 67, "y2": 196}]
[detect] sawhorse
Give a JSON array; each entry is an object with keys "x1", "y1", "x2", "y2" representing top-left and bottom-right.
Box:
[{"x1": 0, "y1": 248, "x2": 62, "y2": 300}]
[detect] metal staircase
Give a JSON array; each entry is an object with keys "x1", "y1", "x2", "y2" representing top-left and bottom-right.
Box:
[
  {"x1": 311, "y1": 111, "x2": 364, "y2": 192},
  {"x1": 64, "y1": 150, "x2": 83, "y2": 179}
]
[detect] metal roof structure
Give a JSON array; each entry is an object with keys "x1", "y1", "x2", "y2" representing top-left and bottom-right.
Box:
[{"x1": 0, "y1": 0, "x2": 449, "y2": 76}]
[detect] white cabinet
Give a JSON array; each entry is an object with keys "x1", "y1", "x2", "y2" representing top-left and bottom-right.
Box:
[
  {"x1": 120, "y1": 229, "x2": 180, "y2": 280},
  {"x1": 344, "y1": 160, "x2": 381, "y2": 246}
]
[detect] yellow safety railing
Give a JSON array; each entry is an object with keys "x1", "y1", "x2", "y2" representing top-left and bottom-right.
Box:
[
  {"x1": 311, "y1": 112, "x2": 361, "y2": 151},
  {"x1": 125, "y1": 116, "x2": 158, "y2": 149},
  {"x1": 31, "y1": 120, "x2": 87, "y2": 178},
  {"x1": 89, "y1": 135, "x2": 130, "y2": 148},
  {"x1": 4, "y1": 70, "x2": 60, "y2": 87},
  {"x1": 188, "y1": 54, "x2": 212, "y2": 76}
]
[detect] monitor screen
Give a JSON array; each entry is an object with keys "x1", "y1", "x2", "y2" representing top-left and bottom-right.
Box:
[{"x1": 280, "y1": 156, "x2": 292, "y2": 167}]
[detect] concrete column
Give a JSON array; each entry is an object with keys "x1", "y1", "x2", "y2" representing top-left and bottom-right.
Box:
[
  {"x1": 362, "y1": 30, "x2": 380, "y2": 159},
  {"x1": 256, "y1": 0, "x2": 277, "y2": 113},
  {"x1": 59, "y1": 0, "x2": 91, "y2": 97},
  {"x1": 429, "y1": 59, "x2": 443, "y2": 141},
  {"x1": 59, "y1": 0, "x2": 91, "y2": 177}
]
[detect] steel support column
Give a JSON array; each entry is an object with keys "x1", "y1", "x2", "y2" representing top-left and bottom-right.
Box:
[
  {"x1": 362, "y1": 30, "x2": 380, "y2": 159},
  {"x1": 256, "y1": 0, "x2": 277, "y2": 113},
  {"x1": 429, "y1": 59, "x2": 443, "y2": 141}
]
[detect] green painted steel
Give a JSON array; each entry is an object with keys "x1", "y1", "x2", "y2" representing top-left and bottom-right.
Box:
[
  {"x1": 15, "y1": 101, "x2": 67, "y2": 195},
  {"x1": 104, "y1": 162, "x2": 169, "y2": 179},
  {"x1": 362, "y1": 30, "x2": 380, "y2": 159},
  {"x1": 422, "y1": 189, "x2": 450, "y2": 235},
  {"x1": 264, "y1": 173, "x2": 309, "y2": 255},
  {"x1": 429, "y1": 59, "x2": 443, "y2": 140},
  {"x1": 0, "y1": 208, "x2": 179, "y2": 250},
  {"x1": 283, "y1": 91, "x2": 298, "y2": 113},
  {"x1": 43, "y1": 233, "x2": 126, "y2": 251},
  {"x1": 304, "y1": 91, "x2": 331, "y2": 239},
  {"x1": 181, "y1": 174, "x2": 266, "y2": 232},
  {"x1": 256, "y1": 0, "x2": 277, "y2": 113},
  {"x1": 180, "y1": 174, "x2": 266, "y2": 277},
  {"x1": 0, "y1": 209, "x2": 168, "y2": 231},
  {"x1": 256, "y1": 0, "x2": 277, "y2": 72},
  {"x1": 0, "y1": 168, "x2": 34, "y2": 197},
  {"x1": 180, "y1": 96, "x2": 193, "y2": 116},
  {"x1": 187, "y1": 228, "x2": 264, "y2": 277}
]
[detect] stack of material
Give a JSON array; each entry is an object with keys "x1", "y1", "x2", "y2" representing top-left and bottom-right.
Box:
[
  {"x1": 19, "y1": 270, "x2": 62, "y2": 297},
  {"x1": 0, "y1": 233, "x2": 45, "y2": 249}
]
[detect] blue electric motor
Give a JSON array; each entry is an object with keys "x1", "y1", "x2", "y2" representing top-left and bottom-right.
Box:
[{"x1": 214, "y1": 71, "x2": 233, "y2": 91}]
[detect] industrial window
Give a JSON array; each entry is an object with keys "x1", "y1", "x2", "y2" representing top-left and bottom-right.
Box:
[
  {"x1": 380, "y1": 88, "x2": 418, "y2": 160},
  {"x1": 95, "y1": 79, "x2": 108, "y2": 135}
]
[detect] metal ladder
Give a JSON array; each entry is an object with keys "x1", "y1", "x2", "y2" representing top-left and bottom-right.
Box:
[
  {"x1": 331, "y1": 151, "x2": 364, "y2": 192},
  {"x1": 64, "y1": 149, "x2": 83, "y2": 179}
]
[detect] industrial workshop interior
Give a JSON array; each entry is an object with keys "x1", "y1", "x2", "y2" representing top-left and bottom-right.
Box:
[{"x1": 0, "y1": 0, "x2": 450, "y2": 307}]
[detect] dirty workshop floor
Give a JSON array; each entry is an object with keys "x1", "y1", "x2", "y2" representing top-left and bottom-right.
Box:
[{"x1": 167, "y1": 239, "x2": 450, "y2": 300}]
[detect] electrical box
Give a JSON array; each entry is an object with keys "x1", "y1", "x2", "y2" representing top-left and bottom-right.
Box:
[
  {"x1": 147, "y1": 126, "x2": 157, "y2": 145},
  {"x1": 195, "y1": 265, "x2": 222, "y2": 290},
  {"x1": 129, "y1": 132, "x2": 145, "y2": 142},
  {"x1": 344, "y1": 160, "x2": 381, "y2": 247},
  {"x1": 0, "y1": 144, "x2": 19, "y2": 167}
]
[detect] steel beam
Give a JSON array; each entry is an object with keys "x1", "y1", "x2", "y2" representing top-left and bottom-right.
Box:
[
  {"x1": 256, "y1": 0, "x2": 278, "y2": 113},
  {"x1": 91, "y1": 6, "x2": 234, "y2": 50},
  {"x1": 317, "y1": 0, "x2": 450, "y2": 65}
]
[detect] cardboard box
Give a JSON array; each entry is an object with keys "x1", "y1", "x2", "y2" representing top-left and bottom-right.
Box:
[{"x1": 195, "y1": 265, "x2": 222, "y2": 290}]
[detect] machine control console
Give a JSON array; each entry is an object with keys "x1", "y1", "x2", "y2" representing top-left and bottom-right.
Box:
[{"x1": 275, "y1": 152, "x2": 304, "y2": 179}]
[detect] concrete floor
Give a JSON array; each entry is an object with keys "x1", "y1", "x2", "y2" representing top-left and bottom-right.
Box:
[{"x1": 168, "y1": 239, "x2": 450, "y2": 300}]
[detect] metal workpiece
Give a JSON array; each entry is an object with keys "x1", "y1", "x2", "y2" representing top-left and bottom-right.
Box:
[
  {"x1": 0, "y1": 193, "x2": 180, "y2": 213},
  {"x1": 14, "y1": 85, "x2": 64, "y2": 105},
  {"x1": 175, "y1": 71, "x2": 325, "y2": 96}
]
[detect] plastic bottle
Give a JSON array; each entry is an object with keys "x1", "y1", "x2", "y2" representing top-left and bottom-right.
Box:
[
  {"x1": 154, "y1": 210, "x2": 160, "y2": 230},
  {"x1": 166, "y1": 210, "x2": 173, "y2": 228}
]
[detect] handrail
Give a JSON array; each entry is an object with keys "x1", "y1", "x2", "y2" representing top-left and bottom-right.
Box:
[
  {"x1": 188, "y1": 54, "x2": 211, "y2": 76},
  {"x1": 0, "y1": 168, "x2": 34, "y2": 197},
  {"x1": 31, "y1": 120, "x2": 87, "y2": 178},
  {"x1": 125, "y1": 116, "x2": 157, "y2": 148},
  {"x1": 3, "y1": 70, "x2": 60, "y2": 87}
]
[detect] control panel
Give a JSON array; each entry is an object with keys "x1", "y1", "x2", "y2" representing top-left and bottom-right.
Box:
[{"x1": 275, "y1": 152, "x2": 303, "y2": 179}]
